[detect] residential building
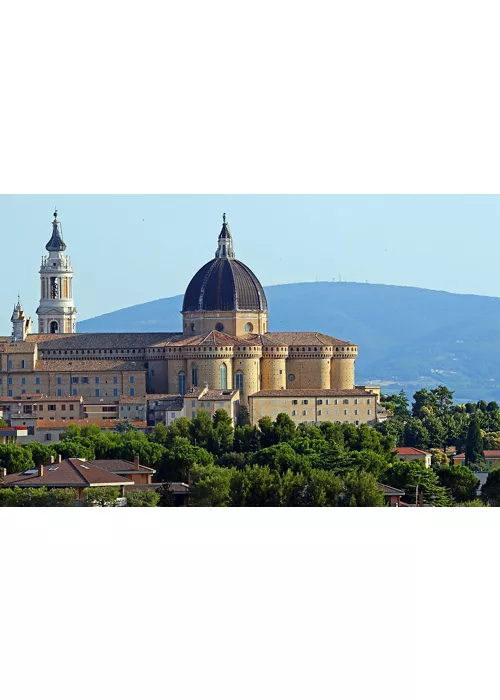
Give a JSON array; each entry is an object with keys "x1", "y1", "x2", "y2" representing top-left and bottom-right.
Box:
[
  {"x1": 394, "y1": 447, "x2": 432, "y2": 468},
  {"x1": 454, "y1": 450, "x2": 500, "y2": 469},
  {"x1": 248, "y1": 388, "x2": 379, "y2": 426}
]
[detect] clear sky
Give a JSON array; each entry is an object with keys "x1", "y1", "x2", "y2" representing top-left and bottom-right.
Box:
[{"x1": 1, "y1": 194, "x2": 499, "y2": 335}]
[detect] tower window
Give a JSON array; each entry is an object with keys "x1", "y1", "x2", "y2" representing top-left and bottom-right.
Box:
[
  {"x1": 192, "y1": 366, "x2": 198, "y2": 387},
  {"x1": 215, "y1": 323, "x2": 224, "y2": 332},
  {"x1": 244, "y1": 323, "x2": 254, "y2": 333},
  {"x1": 220, "y1": 363, "x2": 228, "y2": 390},
  {"x1": 235, "y1": 371, "x2": 243, "y2": 393},
  {"x1": 178, "y1": 372, "x2": 186, "y2": 395},
  {"x1": 49, "y1": 320, "x2": 59, "y2": 334}
]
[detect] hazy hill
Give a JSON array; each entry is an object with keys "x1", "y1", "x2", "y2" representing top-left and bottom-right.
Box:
[{"x1": 77, "y1": 282, "x2": 500, "y2": 403}]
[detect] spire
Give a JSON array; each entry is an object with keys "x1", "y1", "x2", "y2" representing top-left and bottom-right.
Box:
[
  {"x1": 45, "y1": 209, "x2": 67, "y2": 252},
  {"x1": 11, "y1": 296, "x2": 24, "y2": 322},
  {"x1": 215, "y1": 213, "x2": 235, "y2": 259}
]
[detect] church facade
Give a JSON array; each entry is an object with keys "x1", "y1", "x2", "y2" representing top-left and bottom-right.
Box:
[{"x1": 0, "y1": 212, "x2": 380, "y2": 426}]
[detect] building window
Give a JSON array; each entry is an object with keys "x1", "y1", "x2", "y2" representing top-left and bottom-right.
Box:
[
  {"x1": 130, "y1": 388, "x2": 135, "y2": 397},
  {"x1": 8, "y1": 390, "x2": 12, "y2": 397},
  {"x1": 57, "y1": 389, "x2": 62, "y2": 397},
  {"x1": 8, "y1": 378, "x2": 12, "y2": 385},
  {"x1": 46, "y1": 433, "x2": 52, "y2": 441},
  {"x1": 57, "y1": 377, "x2": 62, "y2": 385},
  {"x1": 21, "y1": 390, "x2": 25, "y2": 395},
  {"x1": 8, "y1": 360, "x2": 12, "y2": 369},
  {"x1": 367, "y1": 398, "x2": 372, "y2": 405},
  {"x1": 288, "y1": 373, "x2": 295, "y2": 382},
  {"x1": 48, "y1": 405, "x2": 56, "y2": 411},
  {"x1": 21, "y1": 377, "x2": 26, "y2": 385},
  {"x1": 21, "y1": 360, "x2": 26, "y2": 369},
  {"x1": 368, "y1": 409, "x2": 372, "y2": 415},
  {"x1": 318, "y1": 410, "x2": 322, "y2": 415},
  {"x1": 244, "y1": 322, "x2": 254, "y2": 333},
  {"x1": 36, "y1": 377, "x2": 40, "y2": 385},
  {"x1": 343, "y1": 399, "x2": 349, "y2": 404},
  {"x1": 303, "y1": 410, "x2": 307, "y2": 416},
  {"x1": 96, "y1": 389, "x2": 100, "y2": 397},
  {"x1": 95, "y1": 377, "x2": 100, "y2": 384},
  {"x1": 235, "y1": 371, "x2": 243, "y2": 393},
  {"x1": 114, "y1": 388, "x2": 118, "y2": 397},
  {"x1": 36, "y1": 390, "x2": 40, "y2": 395},
  {"x1": 317, "y1": 399, "x2": 323, "y2": 405},
  {"x1": 292, "y1": 410, "x2": 297, "y2": 416},
  {"x1": 192, "y1": 365, "x2": 198, "y2": 386},
  {"x1": 72, "y1": 389, "x2": 77, "y2": 396},
  {"x1": 178, "y1": 372, "x2": 186, "y2": 395},
  {"x1": 130, "y1": 376, "x2": 135, "y2": 384},
  {"x1": 302, "y1": 400, "x2": 309, "y2": 405},
  {"x1": 113, "y1": 376, "x2": 118, "y2": 384},
  {"x1": 215, "y1": 322, "x2": 224, "y2": 332},
  {"x1": 334, "y1": 399, "x2": 338, "y2": 405},
  {"x1": 70, "y1": 405, "x2": 74, "y2": 411},
  {"x1": 355, "y1": 420, "x2": 360, "y2": 426},
  {"x1": 354, "y1": 409, "x2": 359, "y2": 415},
  {"x1": 354, "y1": 399, "x2": 358, "y2": 405},
  {"x1": 28, "y1": 426, "x2": 35, "y2": 436},
  {"x1": 344, "y1": 409, "x2": 348, "y2": 415},
  {"x1": 72, "y1": 377, "x2": 79, "y2": 384},
  {"x1": 220, "y1": 363, "x2": 227, "y2": 390}
]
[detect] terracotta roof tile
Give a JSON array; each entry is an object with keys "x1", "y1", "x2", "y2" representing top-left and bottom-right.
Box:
[
  {"x1": 250, "y1": 389, "x2": 376, "y2": 398},
  {"x1": 1, "y1": 458, "x2": 134, "y2": 488}
]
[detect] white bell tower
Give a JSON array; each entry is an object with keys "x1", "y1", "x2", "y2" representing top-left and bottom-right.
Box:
[{"x1": 36, "y1": 210, "x2": 77, "y2": 334}]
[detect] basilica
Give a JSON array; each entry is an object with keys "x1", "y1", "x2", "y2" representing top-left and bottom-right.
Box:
[{"x1": 0, "y1": 212, "x2": 381, "y2": 428}]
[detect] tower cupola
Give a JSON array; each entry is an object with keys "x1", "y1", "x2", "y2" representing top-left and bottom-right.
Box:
[
  {"x1": 45, "y1": 210, "x2": 67, "y2": 252},
  {"x1": 36, "y1": 210, "x2": 77, "y2": 334}
]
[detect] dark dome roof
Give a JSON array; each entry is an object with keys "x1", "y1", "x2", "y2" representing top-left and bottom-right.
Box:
[{"x1": 182, "y1": 258, "x2": 268, "y2": 313}]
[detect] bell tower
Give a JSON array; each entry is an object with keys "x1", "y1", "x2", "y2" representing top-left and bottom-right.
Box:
[{"x1": 36, "y1": 210, "x2": 77, "y2": 334}]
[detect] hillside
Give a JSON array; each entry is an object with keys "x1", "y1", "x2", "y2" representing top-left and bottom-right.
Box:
[{"x1": 77, "y1": 282, "x2": 500, "y2": 403}]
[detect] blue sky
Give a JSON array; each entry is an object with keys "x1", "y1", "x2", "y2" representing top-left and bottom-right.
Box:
[{"x1": 1, "y1": 194, "x2": 499, "y2": 334}]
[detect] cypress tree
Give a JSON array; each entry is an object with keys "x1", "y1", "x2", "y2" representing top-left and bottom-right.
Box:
[{"x1": 465, "y1": 416, "x2": 485, "y2": 467}]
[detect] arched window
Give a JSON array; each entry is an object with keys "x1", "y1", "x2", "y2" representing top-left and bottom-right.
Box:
[
  {"x1": 192, "y1": 365, "x2": 198, "y2": 387},
  {"x1": 220, "y1": 363, "x2": 227, "y2": 390},
  {"x1": 49, "y1": 320, "x2": 59, "y2": 334},
  {"x1": 235, "y1": 370, "x2": 243, "y2": 393},
  {"x1": 178, "y1": 372, "x2": 186, "y2": 395}
]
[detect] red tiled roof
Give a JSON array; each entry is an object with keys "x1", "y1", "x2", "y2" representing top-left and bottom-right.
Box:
[
  {"x1": 250, "y1": 389, "x2": 375, "y2": 398},
  {"x1": 455, "y1": 450, "x2": 500, "y2": 459},
  {"x1": 88, "y1": 459, "x2": 155, "y2": 475},
  {"x1": 1, "y1": 458, "x2": 134, "y2": 488},
  {"x1": 394, "y1": 447, "x2": 430, "y2": 456},
  {"x1": 36, "y1": 419, "x2": 147, "y2": 429}
]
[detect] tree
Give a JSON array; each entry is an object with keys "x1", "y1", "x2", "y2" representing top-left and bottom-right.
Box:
[
  {"x1": 188, "y1": 410, "x2": 214, "y2": 448},
  {"x1": 436, "y1": 465, "x2": 480, "y2": 502},
  {"x1": 84, "y1": 487, "x2": 121, "y2": 507},
  {"x1": 0, "y1": 487, "x2": 77, "y2": 507},
  {"x1": 341, "y1": 471, "x2": 385, "y2": 507},
  {"x1": 481, "y1": 469, "x2": 500, "y2": 506},
  {"x1": 382, "y1": 460, "x2": 452, "y2": 506},
  {"x1": 403, "y1": 418, "x2": 430, "y2": 450},
  {"x1": 465, "y1": 416, "x2": 485, "y2": 467},
  {"x1": 273, "y1": 413, "x2": 296, "y2": 443},
  {"x1": 115, "y1": 419, "x2": 137, "y2": 433},
  {"x1": 190, "y1": 465, "x2": 234, "y2": 507},
  {"x1": 237, "y1": 405, "x2": 251, "y2": 427},
  {"x1": 210, "y1": 409, "x2": 234, "y2": 455},
  {"x1": 56, "y1": 439, "x2": 96, "y2": 460},
  {"x1": 157, "y1": 483, "x2": 176, "y2": 507},
  {"x1": 126, "y1": 490, "x2": 160, "y2": 507},
  {"x1": 26, "y1": 443, "x2": 57, "y2": 467},
  {"x1": 0, "y1": 445, "x2": 35, "y2": 474}
]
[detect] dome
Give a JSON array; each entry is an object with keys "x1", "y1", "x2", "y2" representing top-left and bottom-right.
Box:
[
  {"x1": 183, "y1": 215, "x2": 267, "y2": 313},
  {"x1": 182, "y1": 257, "x2": 268, "y2": 312},
  {"x1": 45, "y1": 210, "x2": 66, "y2": 252}
]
